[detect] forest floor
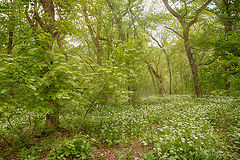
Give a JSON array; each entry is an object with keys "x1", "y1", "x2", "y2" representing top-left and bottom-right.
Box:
[{"x1": 0, "y1": 95, "x2": 239, "y2": 159}]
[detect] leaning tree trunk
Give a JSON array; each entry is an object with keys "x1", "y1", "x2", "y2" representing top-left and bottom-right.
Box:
[
  {"x1": 144, "y1": 59, "x2": 165, "y2": 96},
  {"x1": 184, "y1": 30, "x2": 202, "y2": 98}
]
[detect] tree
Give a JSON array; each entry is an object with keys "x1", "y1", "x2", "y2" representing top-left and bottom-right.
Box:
[
  {"x1": 105, "y1": 0, "x2": 145, "y2": 105},
  {"x1": 192, "y1": 0, "x2": 240, "y2": 95},
  {"x1": 162, "y1": 0, "x2": 212, "y2": 98},
  {"x1": 213, "y1": 0, "x2": 240, "y2": 93}
]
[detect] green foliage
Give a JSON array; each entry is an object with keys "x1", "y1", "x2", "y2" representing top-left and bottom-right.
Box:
[
  {"x1": 18, "y1": 144, "x2": 48, "y2": 160},
  {"x1": 115, "y1": 149, "x2": 133, "y2": 160},
  {"x1": 47, "y1": 134, "x2": 93, "y2": 160},
  {"x1": 1, "y1": 0, "x2": 240, "y2": 159},
  {"x1": 1, "y1": 96, "x2": 239, "y2": 159},
  {"x1": 72, "y1": 96, "x2": 237, "y2": 159},
  {"x1": 205, "y1": 98, "x2": 240, "y2": 157}
]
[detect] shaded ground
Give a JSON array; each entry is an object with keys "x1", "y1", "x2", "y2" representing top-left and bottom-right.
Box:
[{"x1": 91, "y1": 141, "x2": 150, "y2": 160}]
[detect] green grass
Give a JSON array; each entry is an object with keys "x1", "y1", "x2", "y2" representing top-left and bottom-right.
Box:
[{"x1": 0, "y1": 95, "x2": 239, "y2": 159}]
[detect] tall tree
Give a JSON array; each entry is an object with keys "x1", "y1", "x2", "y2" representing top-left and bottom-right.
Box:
[
  {"x1": 162, "y1": 0, "x2": 212, "y2": 98},
  {"x1": 24, "y1": 0, "x2": 68, "y2": 130}
]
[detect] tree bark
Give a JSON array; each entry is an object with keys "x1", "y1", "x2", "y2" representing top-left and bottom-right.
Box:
[
  {"x1": 222, "y1": 0, "x2": 232, "y2": 92},
  {"x1": 7, "y1": 30, "x2": 13, "y2": 54},
  {"x1": 148, "y1": 67, "x2": 157, "y2": 92},
  {"x1": 183, "y1": 33, "x2": 202, "y2": 97},
  {"x1": 25, "y1": 0, "x2": 66, "y2": 130},
  {"x1": 46, "y1": 113, "x2": 59, "y2": 130},
  {"x1": 146, "y1": 32, "x2": 172, "y2": 95},
  {"x1": 106, "y1": 0, "x2": 139, "y2": 104},
  {"x1": 106, "y1": 0, "x2": 125, "y2": 41}
]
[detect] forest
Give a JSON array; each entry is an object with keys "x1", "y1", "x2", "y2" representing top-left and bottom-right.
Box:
[{"x1": 0, "y1": 0, "x2": 239, "y2": 159}]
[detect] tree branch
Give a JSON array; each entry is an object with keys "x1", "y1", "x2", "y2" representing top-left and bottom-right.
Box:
[
  {"x1": 83, "y1": 6, "x2": 98, "y2": 47},
  {"x1": 164, "y1": 26, "x2": 183, "y2": 38},
  {"x1": 189, "y1": 0, "x2": 212, "y2": 26},
  {"x1": 56, "y1": 34, "x2": 68, "y2": 61},
  {"x1": 197, "y1": 55, "x2": 219, "y2": 66},
  {"x1": 146, "y1": 32, "x2": 163, "y2": 48},
  {"x1": 25, "y1": 4, "x2": 36, "y2": 29},
  {"x1": 162, "y1": 0, "x2": 186, "y2": 26}
]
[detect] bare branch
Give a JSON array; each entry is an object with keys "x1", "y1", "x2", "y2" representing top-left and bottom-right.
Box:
[
  {"x1": 164, "y1": 26, "x2": 183, "y2": 38},
  {"x1": 146, "y1": 32, "x2": 163, "y2": 48}
]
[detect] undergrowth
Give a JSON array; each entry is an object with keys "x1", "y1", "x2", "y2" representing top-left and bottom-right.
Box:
[{"x1": 0, "y1": 95, "x2": 239, "y2": 159}]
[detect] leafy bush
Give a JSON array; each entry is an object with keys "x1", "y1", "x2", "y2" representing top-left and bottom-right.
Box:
[
  {"x1": 19, "y1": 145, "x2": 47, "y2": 160},
  {"x1": 47, "y1": 134, "x2": 93, "y2": 159}
]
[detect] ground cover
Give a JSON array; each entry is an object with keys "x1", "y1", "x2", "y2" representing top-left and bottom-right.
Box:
[{"x1": 0, "y1": 95, "x2": 239, "y2": 159}]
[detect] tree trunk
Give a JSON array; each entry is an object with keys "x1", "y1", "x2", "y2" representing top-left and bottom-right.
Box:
[
  {"x1": 184, "y1": 34, "x2": 202, "y2": 98},
  {"x1": 144, "y1": 59, "x2": 165, "y2": 96},
  {"x1": 158, "y1": 68, "x2": 165, "y2": 96},
  {"x1": 223, "y1": 0, "x2": 232, "y2": 92},
  {"x1": 148, "y1": 67, "x2": 158, "y2": 93},
  {"x1": 83, "y1": 6, "x2": 103, "y2": 66},
  {"x1": 46, "y1": 113, "x2": 59, "y2": 130},
  {"x1": 167, "y1": 57, "x2": 172, "y2": 95},
  {"x1": 180, "y1": 70, "x2": 184, "y2": 92},
  {"x1": 7, "y1": 30, "x2": 13, "y2": 54},
  {"x1": 40, "y1": 0, "x2": 60, "y2": 129},
  {"x1": 25, "y1": 0, "x2": 60, "y2": 129}
]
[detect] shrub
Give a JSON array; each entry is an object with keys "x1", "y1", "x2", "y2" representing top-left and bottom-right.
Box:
[{"x1": 47, "y1": 134, "x2": 93, "y2": 160}]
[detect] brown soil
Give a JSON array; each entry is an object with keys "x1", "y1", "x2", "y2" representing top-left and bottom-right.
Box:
[{"x1": 91, "y1": 141, "x2": 151, "y2": 160}]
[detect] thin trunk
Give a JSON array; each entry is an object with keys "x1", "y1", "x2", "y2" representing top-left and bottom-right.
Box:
[
  {"x1": 25, "y1": 0, "x2": 60, "y2": 130},
  {"x1": 144, "y1": 59, "x2": 165, "y2": 96},
  {"x1": 224, "y1": 66, "x2": 230, "y2": 92},
  {"x1": 223, "y1": 0, "x2": 232, "y2": 92},
  {"x1": 7, "y1": 30, "x2": 13, "y2": 54},
  {"x1": 83, "y1": 6, "x2": 102, "y2": 66},
  {"x1": 57, "y1": 34, "x2": 68, "y2": 61},
  {"x1": 166, "y1": 58, "x2": 172, "y2": 95},
  {"x1": 158, "y1": 69, "x2": 165, "y2": 96},
  {"x1": 46, "y1": 113, "x2": 59, "y2": 130},
  {"x1": 180, "y1": 70, "x2": 184, "y2": 92},
  {"x1": 223, "y1": 0, "x2": 232, "y2": 32},
  {"x1": 106, "y1": 0, "x2": 125, "y2": 41},
  {"x1": 148, "y1": 67, "x2": 157, "y2": 92}
]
